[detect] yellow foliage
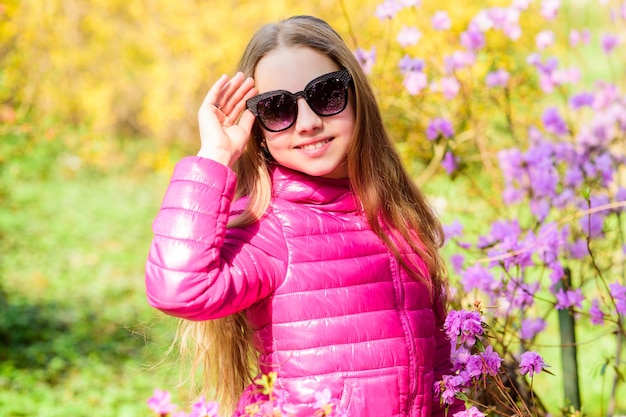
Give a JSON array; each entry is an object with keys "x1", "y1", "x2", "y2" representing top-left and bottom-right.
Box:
[
  {"x1": 1, "y1": 0, "x2": 622, "y2": 171},
  {"x1": 0, "y1": 0, "x2": 380, "y2": 147}
]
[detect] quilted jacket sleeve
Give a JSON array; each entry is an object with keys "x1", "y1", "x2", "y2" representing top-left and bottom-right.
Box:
[{"x1": 145, "y1": 156, "x2": 287, "y2": 321}]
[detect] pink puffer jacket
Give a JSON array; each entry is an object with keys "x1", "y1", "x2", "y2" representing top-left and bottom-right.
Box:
[{"x1": 146, "y1": 157, "x2": 463, "y2": 417}]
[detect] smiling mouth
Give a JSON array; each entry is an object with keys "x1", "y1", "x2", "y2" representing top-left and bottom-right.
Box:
[{"x1": 298, "y1": 138, "x2": 332, "y2": 151}]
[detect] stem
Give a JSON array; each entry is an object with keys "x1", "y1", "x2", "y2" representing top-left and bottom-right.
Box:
[
  {"x1": 556, "y1": 271, "x2": 582, "y2": 411},
  {"x1": 607, "y1": 317, "x2": 625, "y2": 417}
]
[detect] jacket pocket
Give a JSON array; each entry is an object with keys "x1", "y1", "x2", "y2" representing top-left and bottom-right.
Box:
[{"x1": 338, "y1": 369, "x2": 404, "y2": 417}]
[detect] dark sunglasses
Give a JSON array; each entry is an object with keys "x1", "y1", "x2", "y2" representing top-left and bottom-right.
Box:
[{"x1": 246, "y1": 69, "x2": 352, "y2": 132}]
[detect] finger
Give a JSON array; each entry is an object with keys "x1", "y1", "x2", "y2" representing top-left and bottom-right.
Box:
[
  {"x1": 200, "y1": 74, "x2": 230, "y2": 113},
  {"x1": 238, "y1": 109, "x2": 257, "y2": 134},
  {"x1": 229, "y1": 80, "x2": 257, "y2": 121},
  {"x1": 218, "y1": 72, "x2": 249, "y2": 113}
]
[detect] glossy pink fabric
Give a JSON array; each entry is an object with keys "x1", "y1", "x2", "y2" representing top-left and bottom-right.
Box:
[{"x1": 146, "y1": 157, "x2": 463, "y2": 417}]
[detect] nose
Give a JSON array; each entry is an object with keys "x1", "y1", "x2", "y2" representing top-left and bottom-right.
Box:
[{"x1": 294, "y1": 97, "x2": 322, "y2": 133}]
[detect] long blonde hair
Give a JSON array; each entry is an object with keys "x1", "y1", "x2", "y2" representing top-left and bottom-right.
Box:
[{"x1": 177, "y1": 15, "x2": 447, "y2": 414}]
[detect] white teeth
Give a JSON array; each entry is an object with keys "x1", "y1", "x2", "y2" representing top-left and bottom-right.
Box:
[{"x1": 301, "y1": 139, "x2": 330, "y2": 151}]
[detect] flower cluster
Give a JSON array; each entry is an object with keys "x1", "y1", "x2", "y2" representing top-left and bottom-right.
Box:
[
  {"x1": 361, "y1": 0, "x2": 625, "y2": 414},
  {"x1": 436, "y1": 308, "x2": 548, "y2": 416},
  {"x1": 147, "y1": 372, "x2": 346, "y2": 417}
]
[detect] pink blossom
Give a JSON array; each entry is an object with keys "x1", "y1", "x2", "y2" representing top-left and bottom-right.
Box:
[
  {"x1": 601, "y1": 33, "x2": 620, "y2": 54},
  {"x1": 444, "y1": 309, "x2": 484, "y2": 347},
  {"x1": 354, "y1": 47, "x2": 376, "y2": 75},
  {"x1": 434, "y1": 374, "x2": 466, "y2": 405},
  {"x1": 375, "y1": 0, "x2": 403, "y2": 20},
  {"x1": 397, "y1": 25, "x2": 422, "y2": 47},
  {"x1": 480, "y1": 346, "x2": 503, "y2": 376},
  {"x1": 555, "y1": 288, "x2": 584, "y2": 310},
  {"x1": 449, "y1": 253, "x2": 465, "y2": 274},
  {"x1": 589, "y1": 299, "x2": 605, "y2": 325},
  {"x1": 520, "y1": 318, "x2": 547, "y2": 340},
  {"x1": 432, "y1": 11, "x2": 451, "y2": 30},
  {"x1": 313, "y1": 388, "x2": 333, "y2": 408},
  {"x1": 485, "y1": 69, "x2": 510, "y2": 88},
  {"x1": 434, "y1": 76, "x2": 460, "y2": 99},
  {"x1": 398, "y1": 54, "x2": 424, "y2": 73},
  {"x1": 426, "y1": 117, "x2": 454, "y2": 140},
  {"x1": 569, "y1": 29, "x2": 591, "y2": 47},
  {"x1": 542, "y1": 107, "x2": 568, "y2": 136},
  {"x1": 611, "y1": 2, "x2": 626, "y2": 21},
  {"x1": 609, "y1": 283, "x2": 626, "y2": 315},
  {"x1": 519, "y1": 351, "x2": 547, "y2": 377},
  {"x1": 444, "y1": 51, "x2": 476, "y2": 74},
  {"x1": 511, "y1": 0, "x2": 531, "y2": 10},
  {"x1": 541, "y1": 0, "x2": 561, "y2": 20},
  {"x1": 460, "y1": 24, "x2": 486, "y2": 51},
  {"x1": 189, "y1": 398, "x2": 219, "y2": 417},
  {"x1": 453, "y1": 406, "x2": 486, "y2": 417},
  {"x1": 441, "y1": 151, "x2": 459, "y2": 174},
  {"x1": 535, "y1": 30, "x2": 555, "y2": 50},
  {"x1": 147, "y1": 390, "x2": 178, "y2": 415},
  {"x1": 403, "y1": 71, "x2": 428, "y2": 95},
  {"x1": 486, "y1": 7, "x2": 522, "y2": 39}
]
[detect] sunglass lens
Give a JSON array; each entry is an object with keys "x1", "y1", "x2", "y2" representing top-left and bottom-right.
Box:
[
  {"x1": 307, "y1": 78, "x2": 347, "y2": 116},
  {"x1": 257, "y1": 94, "x2": 296, "y2": 131}
]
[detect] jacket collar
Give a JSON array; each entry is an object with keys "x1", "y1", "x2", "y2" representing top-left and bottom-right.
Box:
[{"x1": 270, "y1": 164, "x2": 358, "y2": 213}]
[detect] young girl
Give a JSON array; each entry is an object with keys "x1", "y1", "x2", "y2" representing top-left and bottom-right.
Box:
[{"x1": 146, "y1": 15, "x2": 463, "y2": 417}]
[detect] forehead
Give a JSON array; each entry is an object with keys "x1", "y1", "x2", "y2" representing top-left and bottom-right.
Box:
[{"x1": 254, "y1": 46, "x2": 341, "y2": 94}]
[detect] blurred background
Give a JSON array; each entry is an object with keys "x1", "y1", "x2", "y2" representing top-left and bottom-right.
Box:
[{"x1": 0, "y1": 0, "x2": 624, "y2": 416}]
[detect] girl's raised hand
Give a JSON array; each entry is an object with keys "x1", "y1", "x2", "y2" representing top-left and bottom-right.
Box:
[{"x1": 197, "y1": 72, "x2": 258, "y2": 167}]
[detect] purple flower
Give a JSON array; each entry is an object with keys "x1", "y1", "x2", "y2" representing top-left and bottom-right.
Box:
[
  {"x1": 354, "y1": 47, "x2": 376, "y2": 75},
  {"x1": 611, "y1": 2, "x2": 626, "y2": 21},
  {"x1": 486, "y1": 69, "x2": 510, "y2": 88},
  {"x1": 480, "y1": 345, "x2": 503, "y2": 376},
  {"x1": 555, "y1": 288, "x2": 584, "y2": 310},
  {"x1": 511, "y1": 0, "x2": 531, "y2": 10},
  {"x1": 432, "y1": 11, "x2": 451, "y2": 30},
  {"x1": 441, "y1": 151, "x2": 459, "y2": 174},
  {"x1": 397, "y1": 25, "x2": 422, "y2": 47},
  {"x1": 520, "y1": 318, "x2": 547, "y2": 341},
  {"x1": 432, "y1": 76, "x2": 460, "y2": 99},
  {"x1": 519, "y1": 351, "x2": 546, "y2": 377},
  {"x1": 461, "y1": 264, "x2": 497, "y2": 295},
  {"x1": 189, "y1": 398, "x2": 219, "y2": 417},
  {"x1": 589, "y1": 299, "x2": 605, "y2": 325},
  {"x1": 449, "y1": 253, "x2": 465, "y2": 274},
  {"x1": 601, "y1": 33, "x2": 620, "y2": 54},
  {"x1": 569, "y1": 29, "x2": 591, "y2": 47},
  {"x1": 398, "y1": 54, "x2": 424, "y2": 73},
  {"x1": 453, "y1": 407, "x2": 486, "y2": 417},
  {"x1": 541, "y1": 0, "x2": 561, "y2": 20},
  {"x1": 460, "y1": 25, "x2": 486, "y2": 51},
  {"x1": 610, "y1": 283, "x2": 626, "y2": 315},
  {"x1": 375, "y1": 0, "x2": 403, "y2": 20},
  {"x1": 542, "y1": 107, "x2": 568, "y2": 136},
  {"x1": 443, "y1": 220, "x2": 464, "y2": 239},
  {"x1": 444, "y1": 309, "x2": 484, "y2": 347},
  {"x1": 569, "y1": 92, "x2": 595, "y2": 110},
  {"x1": 400, "y1": 0, "x2": 422, "y2": 7},
  {"x1": 403, "y1": 71, "x2": 428, "y2": 95},
  {"x1": 426, "y1": 117, "x2": 454, "y2": 140},
  {"x1": 568, "y1": 238, "x2": 588, "y2": 259},
  {"x1": 444, "y1": 51, "x2": 476, "y2": 74},
  {"x1": 147, "y1": 390, "x2": 178, "y2": 415},
  {"x1": 434, "y1": 374, "x2": 466, "y2": 405},
  {"x1": 536, "y1": 30, "x2": 555, "y2": 50}
]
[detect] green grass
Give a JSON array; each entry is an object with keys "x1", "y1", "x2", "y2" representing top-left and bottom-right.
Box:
[{"x1": 0, "y1": 143, "x2": 185, "y2": 416}]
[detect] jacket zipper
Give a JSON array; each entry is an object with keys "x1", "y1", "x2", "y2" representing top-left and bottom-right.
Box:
[{"x1": 390, "y1": 254, "x2": 418, "y2": 416}]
